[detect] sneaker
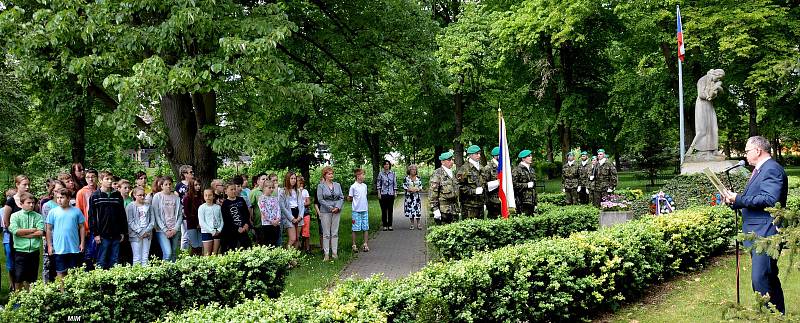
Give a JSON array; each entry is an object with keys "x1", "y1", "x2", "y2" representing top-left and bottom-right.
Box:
[
  {"x1": 410, "y1": 224, "x2": 415, "y2": 230},
  {"x1": 362, "y1": 244, "x2": 369, "y2": 252},
  {"x1": 323, "y1": 255, "x2": 330, "y2": 262},
  {"x1": 352, "y1": 245, "x2": 359, "y2": 253},
  {"x1": 388, "y1": 227, "x2": 393, "y2": 231},
  {"x1": 417, "y1": 224, "x2": 422, "y2": 230},
  {"x1": 332, "y1": 253, "x2": 338, "y2": 259},
  {"x1": 382, "y1": 227, "x2": 388, "y2": 231}
]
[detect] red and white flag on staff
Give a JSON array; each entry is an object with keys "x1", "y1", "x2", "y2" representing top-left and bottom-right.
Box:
[
  {"x1": 497, "y1": 111, "x2": 515, "y2": 219},
  {"x1": 677, "y1": 6, "x2": 685, "y2": 62}
]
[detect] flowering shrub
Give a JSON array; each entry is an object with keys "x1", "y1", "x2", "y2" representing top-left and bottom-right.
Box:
[{"x1": 601, "y1": 194, "x2": 631, "y2": 211}]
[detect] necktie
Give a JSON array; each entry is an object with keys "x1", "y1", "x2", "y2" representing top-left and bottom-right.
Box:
[{"x1": 747, "y1": 168, "x2": 759, "y2": 185}]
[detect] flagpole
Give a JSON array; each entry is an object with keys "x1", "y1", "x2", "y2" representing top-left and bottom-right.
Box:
[
  {"x1": 677, "y1": 5, "x2": 685, "y2": 165},
  {"x1": 679, "y1": 58, "x2": 685, "y2": 164}
]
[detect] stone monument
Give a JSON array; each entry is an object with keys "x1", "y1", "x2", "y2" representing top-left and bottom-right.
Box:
[{"x1": 681, "y1": 69, "x2": 739, "y2": 174}]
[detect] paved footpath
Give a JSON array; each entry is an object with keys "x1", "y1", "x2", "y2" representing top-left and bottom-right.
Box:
[{"x1": 340, "y1": 194, "x2": 429, "y2": 280}]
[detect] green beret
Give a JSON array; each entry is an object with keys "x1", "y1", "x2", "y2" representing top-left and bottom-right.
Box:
[
  {"x1": 581, "y1": 151, "x2": 588, "y2": 156},
  {"x1": 567, "y1": 151, "x2": 574, "y2": 157},
  {"x1": 466, "y1": 145, "x2": 481, "y2": 154},
  {"x1": 491, "y1": 146, "x2": 500, "y2": 156},
  {"x1": 597, "y1": 149, "x2": 606, "y2": 154},
  {"x1": 439, "y1": 151, "x2": 454, "y2": 161},
  {"x1": 518, "y1": 149, "x2": 532, "y2": 158}
]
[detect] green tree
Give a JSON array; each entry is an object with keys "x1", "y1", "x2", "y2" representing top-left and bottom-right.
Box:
[{"x1": 2, "y1": 1, "x2": 303, "y2": 185}]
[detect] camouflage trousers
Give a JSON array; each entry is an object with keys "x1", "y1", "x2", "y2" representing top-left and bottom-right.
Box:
[
  {"x1": 486, "y1": 202, "x2": 501, "y2": 219},
  {"x1": 461, "y1": 205, "x2": 484, "y2": 220},
  {"x1": 578, "y1": 187, "x2": 590, "y2": 204},
  {"x1": 434, "y1": 213, "x2": 456, "y2": 225},
  {"x1": 516, "y1": 203, "x2": 536, "y2": 216},
  {"x1": 565, "y1": 188, "x2": 579, "y2": 205}
]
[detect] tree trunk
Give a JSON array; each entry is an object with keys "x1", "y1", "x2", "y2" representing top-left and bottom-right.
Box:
[
  {"x1": 747, "y1": 93, "x2": 758, "y2": 137},
  {"x1": 363, "y1": 131, "x2": 381, "y2": 195},
  {"x1": 453, "y1": 78, "x2": 465, "y2": 167},
  {"x1": 70, "y1": 97, "x2": 88, "y2": 165},
  {"x1": 296, "y1": 115, "x2": 312, "y2": 183},
  {"x1": 161, "y1": 92, "x2": 218, "y2": 188},
  {"x1": 558, "y1": 42, "x2": 573, "y2": 159},
  {"x1": 433, "y1": 145, "x2": 443, "y2": 169},
  {"x1": 546, "y1": 129, "x2": 554, "y2": 163}
]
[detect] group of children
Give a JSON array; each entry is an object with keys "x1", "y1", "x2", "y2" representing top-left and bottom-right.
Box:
[{"x1": 1, "y1": 163, "x2": 374, "y2": 292}]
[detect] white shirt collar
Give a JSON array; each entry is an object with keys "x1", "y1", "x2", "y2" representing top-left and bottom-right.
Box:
[
  {"x1": 599, "y1": 158, "x2": 607, "y2": 165},
  {"x1": 755, "y1": 157, "x2": 771, "y2": 171},
  {"x1": 520, "y1": 161, "x2": 530, "y2": 169},
  {"x1": 581, "y1": 160, "x2": 588, "y2": 166},
  {"x1": 491, "y1": 158, "x2": 498, "y2": 166},
  {"x1": 443, "y1": 166, "x2": 454, "y2": 178},
  {"x1": 568, "y1": 160, "x2": 574, "y2": 166},
  {"x1": 468, "y1": 159, "x2": 481, "y2": 170}
]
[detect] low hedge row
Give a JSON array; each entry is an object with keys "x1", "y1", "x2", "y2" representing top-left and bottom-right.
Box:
[
  {"x1": 171, "y1": 206, "x2": 734, "y2": 322},
  {"x1": 427, "y1": 205, "x2": 599, "y2": 259},
  {"x1": 2, "y1": 247, "x2": 299, "y2": 322}
]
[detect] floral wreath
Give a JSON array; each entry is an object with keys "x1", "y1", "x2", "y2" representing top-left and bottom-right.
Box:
[{"x1": 649, "y1": 191, "x2": 675, "y2": 215}]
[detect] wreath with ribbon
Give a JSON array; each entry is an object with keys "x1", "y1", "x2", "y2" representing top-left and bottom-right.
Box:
[{"x1": 649, "y1": 191, "x2": 676, "y2": 215}]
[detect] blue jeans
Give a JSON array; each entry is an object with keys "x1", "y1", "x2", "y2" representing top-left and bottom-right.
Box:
[
  {"x1": 95, "y1": 237, "x2": 121, "y2": 270},
  {"x1": 156, "y1": 231, "x2": 181, "y2": 262}
]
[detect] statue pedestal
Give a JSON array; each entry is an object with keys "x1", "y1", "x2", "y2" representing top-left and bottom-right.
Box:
[{"x1": 681, "y1": 159, "x2": 743, "y2": 175}]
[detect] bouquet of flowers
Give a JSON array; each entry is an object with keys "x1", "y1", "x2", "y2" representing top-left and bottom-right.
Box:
[
  {"x1": 601, "y1": 194, "x2": 632, "y2": 211},
  {"x1": 649, "y1": 191, "x2": 676, "y2": 215}
]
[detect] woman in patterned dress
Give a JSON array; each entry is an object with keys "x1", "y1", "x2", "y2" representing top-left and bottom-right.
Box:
[{"x1": 403, "y1": 165, "x2": 423, "y2": 230}]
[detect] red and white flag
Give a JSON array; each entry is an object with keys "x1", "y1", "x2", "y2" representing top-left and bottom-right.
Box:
[
  {"x1": 677, "y1": 6, "x2": 685, "y2": 62},
  {"x1": 497, "y1": 113, "x2": 515, "y2": 219}
]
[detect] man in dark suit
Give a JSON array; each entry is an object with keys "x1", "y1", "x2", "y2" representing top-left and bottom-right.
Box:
[{"x1": 724, "y1": 135, "x2": 787, "y2": 314}]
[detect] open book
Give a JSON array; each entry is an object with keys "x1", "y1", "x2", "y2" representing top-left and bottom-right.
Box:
[{"x1": 703, "y1": 168, "x2": 730, "y2": 196}]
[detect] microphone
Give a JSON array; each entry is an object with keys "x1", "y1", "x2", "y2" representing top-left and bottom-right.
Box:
[{"x1": 723, "y1": 160, "x2": 746, "y2": 173}]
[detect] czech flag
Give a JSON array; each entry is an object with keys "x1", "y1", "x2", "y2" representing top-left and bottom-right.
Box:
[
  {"x1": 677, "y1": 6, "x2": 685, "y2": 62},
  {"x1": 497, "y1": 113, "x2": 516, "y2": 219}
]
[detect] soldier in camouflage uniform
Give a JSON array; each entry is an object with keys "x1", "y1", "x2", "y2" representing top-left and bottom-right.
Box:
[
  {"x1": 595, "y1": 149, "x2": 618, "y2": 203},
  {"x1": 481, "y1": 147, "x2": 502, "y2": 218},
  {"x1": 457, "y1": 145, "x2": 486, "y2": 219},
  {"x1": 577, "y1": 151, "x2": 591, "y2": 204},
  {"x1": 513, "y1": 149, "x2": 537, "y2": 215},
  {"x1": 561, "y1": 151, "x2": 580, "y2": 205},
  {"x1": 429, "y1": 151, "x2": 459, "y2": 225},
  {"x1": 588, "y1": 155, "x2": 601, "y2": 207}
]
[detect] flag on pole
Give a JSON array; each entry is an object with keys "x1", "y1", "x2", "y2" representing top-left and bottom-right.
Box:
[
  {"x1": 497, "y1": 111, "x2": 515, "y2": 219},
  {"x1": 676, "y1": 6, "x2": 685, "y2": 62}
]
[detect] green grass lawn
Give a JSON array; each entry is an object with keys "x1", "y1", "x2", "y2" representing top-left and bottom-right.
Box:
[
  {"x1": 602, "y1": 252, "x2": 800, "y2": 322},
  {"x1": 542, "y1": 169, "x2": 674, "y2": 193},
  {"x1": 542, "y1": 166, "x2": 800, "y2": 193},
  {"x1": 280, "y1": 197, "x2": 383, "y2": 296}
]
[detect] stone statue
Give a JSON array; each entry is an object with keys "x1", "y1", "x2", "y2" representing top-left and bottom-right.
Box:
[{"x1": 687, "y1": 68, "x2": 725, "y2": 160}]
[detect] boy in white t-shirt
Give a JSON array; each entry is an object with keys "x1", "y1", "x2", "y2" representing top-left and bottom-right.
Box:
[{"x1": 347, "y1": 169, "x2": 369, "y2": 252}]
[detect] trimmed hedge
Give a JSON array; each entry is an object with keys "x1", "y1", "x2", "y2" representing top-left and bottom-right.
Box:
[
  {"x1": 377, "y1": 206, "x2": 734, "y2": 322},
  {"x1": 537, "y1": 192, "x2": 567, "y2": 205},
  {"x1": 165, "y1": 279, "x2": 389, "y2": 322},
  {"x1": 2, "y1": 247, "x2": 298, "y2": 322},
  {"x1": 427, "y1": 205, "x2": 599, "y2": 260},
  {"x1": 172, "y1": 206, "x2": 734, "y2": 322}
]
